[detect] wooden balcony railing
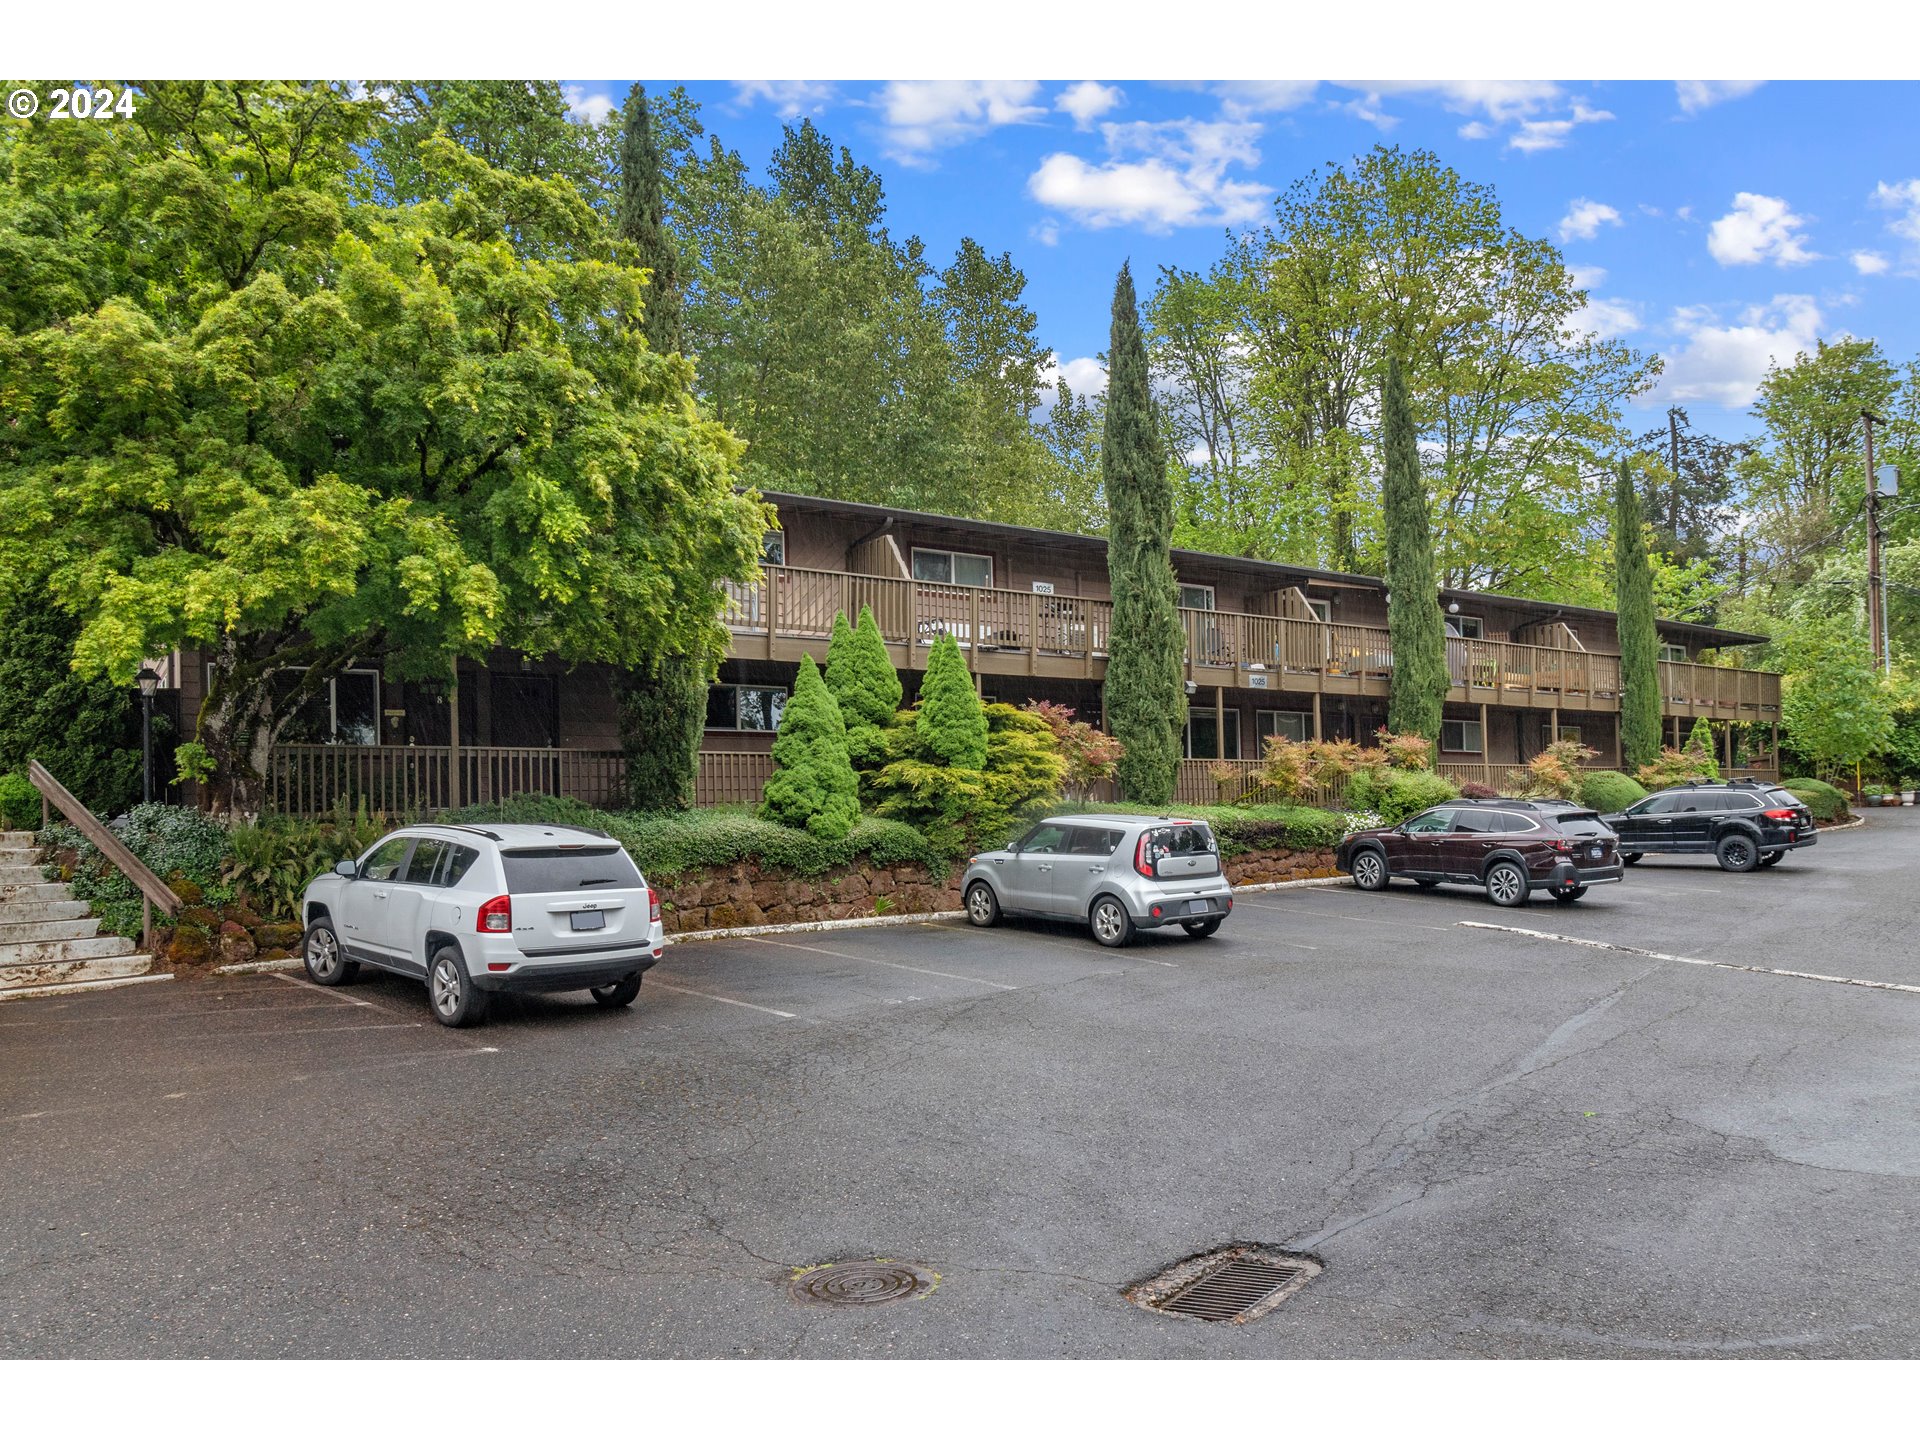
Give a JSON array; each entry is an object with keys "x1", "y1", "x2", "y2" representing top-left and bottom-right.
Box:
[
  {"x1": 267, "y1": 745, "x2": 626, "y2": 817},
  {"x1": 724, "y1": 565, "x2": 1782, "y2": 718}
]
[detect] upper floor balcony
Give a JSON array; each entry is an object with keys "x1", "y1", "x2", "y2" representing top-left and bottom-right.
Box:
[{"x1": 722, "y1": 565, "x2": 1782, "y2": 723}]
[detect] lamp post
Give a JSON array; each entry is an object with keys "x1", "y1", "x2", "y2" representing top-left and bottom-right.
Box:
[{"x1": 137, "y1": 665, "x2": 159, "y2": 803}]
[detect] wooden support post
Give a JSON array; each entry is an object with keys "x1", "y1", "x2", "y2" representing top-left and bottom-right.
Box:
[
  {"x1": 447, "y1": 670, "x2": 461, "y2": 813},
  {"x1": 142, "y1": 894, "x2": 151, "y2": 956},
  {"x1": 1312, "y1": 693, "x2": 1323, "y2": 742},
  {"x1": 1770, "y1": 721, "x2": 1778, "y2": 777},
  {"x1": 1725, "y1": 719, "x2": 1735, "y2": 774},
  {"x1": 1550, "y1": 708, "x2": 1559, "y2": 744},
  {"x1": 1216, "y1": 685, "x2": 1227, "y2": 759}
]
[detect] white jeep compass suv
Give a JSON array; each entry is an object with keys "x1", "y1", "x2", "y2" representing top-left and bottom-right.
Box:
[{"x1": 300, "y1": 822, "x2": 665, "y2": 1027}]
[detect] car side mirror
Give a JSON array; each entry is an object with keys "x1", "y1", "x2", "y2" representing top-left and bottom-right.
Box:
[{"x1": 335, "y1": 860, "x2": 358, "y2": 878}]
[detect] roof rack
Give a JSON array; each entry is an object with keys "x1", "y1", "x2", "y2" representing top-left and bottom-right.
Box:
[{"x1": 429, "y1": 822, "x2": 502, "y2": 841}]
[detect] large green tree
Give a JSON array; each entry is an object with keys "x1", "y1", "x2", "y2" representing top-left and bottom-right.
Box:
[
  {"x1": 0, "y1": 595, "x2": 143, "y2": 814},
  {"x1": 825, "y1": 605, "x2": 903, "y2": 778},
  {"x1": 610, "y1": 82, "x2": 716, "y2": 811},
  {"x1": 1148, "y1": 147, "x2": 1656, "y2": 596},
  {"x1": 758, "y1": 655, "x2": 858, "y2": 840},
  {"x1": 1614, "y1": 459, "x2": 1664, "y2": 770},
  {"x1": 1102, "y1": 264, "x2": 1185, "y2": 804},
  {"x1": 0, "y1": 81, "x2": 765, "y2": 810},
  {"x1": 1381, "y1": 356, "x2": 1447, "y2": 744},
  {"x1": 915, "y1": 632, "x2": 987, "y2": 770}
]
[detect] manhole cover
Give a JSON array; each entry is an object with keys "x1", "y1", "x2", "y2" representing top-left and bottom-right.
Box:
[
  {"x1": 1128, "y1": 1246, "x2": 1320, "y2": 1323},
  {"x1": 788, "y1": 1260, "x2": 939, "y2": 1307}
]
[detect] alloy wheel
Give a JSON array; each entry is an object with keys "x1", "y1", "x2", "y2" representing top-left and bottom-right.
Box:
[
  {"x1": 1488, "y1": 865, "x2": 1524, "y2": 905},
  {"x1": 1354, "y1": 852, "x2": 1384, "y2": 888},
  {"x1": 431, "y1": 955, "x2": 462, "y2": 1017},
  {"x1": 967, "y1": 885, "x2": 995, "y2": 924},
  {"x1": 1092, "y1": 900, "x2": 1123, "y2": 943},
  {"x1": 307, "y1": 929, "x2": 338, "y2": 979}
]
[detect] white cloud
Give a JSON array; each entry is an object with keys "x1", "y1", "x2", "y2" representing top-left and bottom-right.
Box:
[
  {"x1": 875, "y1": 81, "x2": 1046, "y2": 161},
  {"x1": 1853, "y1": 250, "x2": 1891, "y2": 276},
  {"x1": 562, "y1": 85, "x2": 616, "y2": 125},
  {"x1": 1510, "y1": 103, "x2": 1615, "y2": 153},
  {"x1": 1871, "y1": 179, "x2": 1920, "y2": 272},
  {"x1": 1055, "y1": 81, "x2": 1123, "y2": 129},
  {"x1": 1357, "y1": 80, "x2": 1563, "y2": 124},
  {"x1": 1676, "y1": 80, "x2": 1765, "y2": 114},
  {"x1": 1656, "y1": 295, "x2": 1825, "y2": 407},
  {"x1": 1039, "y1": 352, "x2": 1108, "y2": 404},
  {"x1": 1028, "y1": 118, "x2": 1269, "y2": 233},
  {"x1": 1558, "y1": 198, "x2": 1623, "y2": 243},
  {"x1": 1568, "y1": 264, "x2": 1608, "y2": 289},
  {"x1": 1572, "y1": 296, "x2": 1643, "y2": 340},
  {"x1": 732, "y1": 81, "x2": 835, "y2": 118},
  {"x1": 1335, "y1": 94, "x2": 1399, "y2": 131},
  {"x1": 1707, "y1": 193, "x2": 1818, "y2": 266},
  {"x1": 1457, "y1": 121, "x2": 1494, "y2": 141},
  {"x1": 1031, "y1": 219, "x2": 1061, "y2": 248},
  {"x1": 1211, "y1": 81, "x2": 1319, "y2": 117}
]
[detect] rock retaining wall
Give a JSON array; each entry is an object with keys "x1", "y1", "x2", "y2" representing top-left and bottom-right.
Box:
[{"x1": 661, "y1": 846, "x2": 1340, "y2": 935}]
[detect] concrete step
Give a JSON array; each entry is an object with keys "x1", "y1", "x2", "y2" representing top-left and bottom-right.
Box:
[
  {"x1": 0, "y1": 831, "x2": 36, "y2": 844},
  {"x1": 0, "y1": 863, "x2": 47, "y2": 884},
  {"x1": 0, "y1": 883, "x2": 72, "y2": 904},
  {"x1": 0, "y1": 916, "x2": 100, "y2": 944},
  {"x1": 0, "y1": 899, "x2": 89, "y2": 925},
  {"x1": 0, "y1": 846, "x2": 36, "y2": 863},
  {"x1": 0, "y1": 953, "x2": 155, "y2": 992},
  {"x1": 0, "y1": 933, "x2": 138, "y2": 966}
]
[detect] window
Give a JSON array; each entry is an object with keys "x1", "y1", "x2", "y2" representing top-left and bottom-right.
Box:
[
  {"x1": 1633, "y1": 794, "x2": 1679, "y2": 816},
  {"x1": 1544, "y1": 724, "x2": 1583, "y2": 747},
  {"x1": 1451, "y1": 615, "x2": 1485, "y2": 639},
  {"x1": 359, "y1": 837, "x2": 411, "y2": 882},
  {"x1": 1184, "y1": 710, "x2": 1241, "y2": 759},
  {"x1": 1178, "y1": 583, "x2": 1216, "y2": 611},
  {"x1": 706, "y1": 684, "x2": 788, "y2": 731},
  {"x1": 262, "y1": 667, "x2": 383, "y2": 746},
  {"x1": 440, "y1": 846, "x2": 479, "y2": 887},
  {"x1": 500, "y1": 846, "x2": 644, "y2": 895},
  {"x1": 403, "y1": 839, "x2": 451, "y2": 885},
  {"x1": 1066, "y1": 827, "x2": 1124, "y2": 856},
  {"x1": 1018, "y1": 823, "x2": 1070, "y2": 854},
  {"x1": 1492, "y1": 810, "x2": 1540, "y2": 832},
  {"x1": 912, "y1": 547, "x2": 992, "y2": 587},
  {"x1": 761, "y1": 531, "x2": 786, "y2": 566},
  {"x1": 1302, "y1": 598, "x2": 1332, "y2": 623},
  {"x1": 1256, "y1": 711, "x2": 1309, "y2": 744},
  {"x1": 1450, "y1": 809, "x2": 1497, "y2": 833},
  {"x1": 492, "y1": 673, "x2": 558, "y2": 748},
  {"x1": 1659, "y1": 643, "x2": 1687, "y2": 664},
  {"x1": 1440, "y1": 718, "x2": 1484, "y2": 754},
  {"x1": 1403, "y1": 810, "x2": 1452, "y2": 834}
]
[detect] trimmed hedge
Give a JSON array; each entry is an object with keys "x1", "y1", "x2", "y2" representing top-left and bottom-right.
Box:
[
  {"x1": 1345, "y1": 767, "x2": 1461, "y2": 823},
  {"x1": 1070, "y1": 801, "x2": 1347, "y2": 856},
  {"x1": 1781, "y1": 777, "x2": 1851, "y2": 823},
  {"x1": 445, "y1": 795, "x2": 946, "y2": 879},
  {"x1": 1578, "y1": 769, "x2": 1647, "y2": 814}
]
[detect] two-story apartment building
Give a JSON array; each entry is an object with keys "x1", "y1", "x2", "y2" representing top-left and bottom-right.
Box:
[{"x1": 174, "y1": 489, "x2": 1780, "y2": 815}]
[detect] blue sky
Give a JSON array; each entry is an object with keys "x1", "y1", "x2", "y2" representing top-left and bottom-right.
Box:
[{"x1": 567, "y1": 80, "x2": 1920, "y2": 442}]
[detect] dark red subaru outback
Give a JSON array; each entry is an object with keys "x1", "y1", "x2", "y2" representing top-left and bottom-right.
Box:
[{"x1": 1336, "y1": 798, "x2": 1623, "y2": 907}]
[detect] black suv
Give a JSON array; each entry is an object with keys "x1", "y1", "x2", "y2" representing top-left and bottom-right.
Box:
[
  {"x1": 1602, "y1": 780, "x2": 1817, "y2": 872},
  {"x1": 1337, "y1": 798, "x2": 1623, "y2": 907}
]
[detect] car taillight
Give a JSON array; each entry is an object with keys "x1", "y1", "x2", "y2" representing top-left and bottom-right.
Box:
[
  {"x1": 1134, "y1": 834, "x2": 1154, "y2": 878},
  {"x1": 648, "y1": 886, "x2": 661, "y2": 924},
  {"x1": 477, "y1": 894, "x2": 512, "y2": 933},
  {"x1": 1761, "y1": 808, "x2": 1797, "y2": 821},
  {"x1": 1547, "y1": 838, "x2": 1571, "y2": 853}
]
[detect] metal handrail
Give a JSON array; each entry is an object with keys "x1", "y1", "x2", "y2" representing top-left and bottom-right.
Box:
[{"x1": 27, "y1": 759, "x2": 183, "y2": 949}]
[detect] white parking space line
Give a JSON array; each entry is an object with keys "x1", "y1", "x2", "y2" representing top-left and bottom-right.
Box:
[
  {"x1": 1235, "y1": 898, "x2": 1450, "y2": 934},
  {"x1": 0, "y1": 999, "x2": 351, "y2": 1028},
  {"x1": 741, "y1": 935, "x2": 1019, "y2": 991},
  {"x1": 162, "y1": 1021, "x2": 426, "y2": 1041},
  {"x1": 268, "y1": 969, "x2": 375, "y2": 1008},
  {"x1": 1460, "y1": 921, "x2": 1920, "y2": 996},
  {"x1": 922, "y1": 920, "x2": 1180, "y2": 966},
  {"x1": 645, "y1": 978, "x2": 798, "y2": 1019}
]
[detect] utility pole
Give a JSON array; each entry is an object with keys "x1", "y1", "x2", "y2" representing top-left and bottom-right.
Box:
[{"x1": 1864, "y1": 410, "x2": 1887, "y2": 673}]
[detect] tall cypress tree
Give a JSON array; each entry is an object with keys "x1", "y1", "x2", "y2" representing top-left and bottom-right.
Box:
[
  {"x1": 1615, "y1": 459, "x2": 1662, "y2": 770},
  {"x1": 615, "y1": 83, "x2": 707, "y2": 810},
  {"x1": 1102, "y1": 263, "x2": 1185, "y2": 804},
  {"x1": 1381, "y1": 356, "x2": 1447, "y2": 745},
  {"x1": 617, "y1": 82, "x2": 681, "y2": 355}
]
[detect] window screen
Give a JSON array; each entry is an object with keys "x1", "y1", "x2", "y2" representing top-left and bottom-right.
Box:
[{"x1": 499, "y1": 846, "x2": 643, "y2": 894}]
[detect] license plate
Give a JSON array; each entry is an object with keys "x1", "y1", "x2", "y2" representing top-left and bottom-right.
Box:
[
  {"x1": 1187, "y1": 898, "x2": 1210, "y2": 915},
  {"x1": 570, "y1": 911, "x2": 606, "y2": 932},
  {"x1": 1590, "y1": 846, "x2": 1603, "y2": 859}
]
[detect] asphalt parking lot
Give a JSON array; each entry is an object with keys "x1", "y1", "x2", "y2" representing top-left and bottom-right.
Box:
[{"x1": 4, "y1": 812, "x2": 1918, "y2": 1358}]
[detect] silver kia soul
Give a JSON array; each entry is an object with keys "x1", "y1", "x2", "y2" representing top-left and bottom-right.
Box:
[
  {"x1": 961, "y1": 814, "x2": 1235, "y2": 947},
  {"x1": 300, "y1": 823, "x2": 665, "y2": 1027}
]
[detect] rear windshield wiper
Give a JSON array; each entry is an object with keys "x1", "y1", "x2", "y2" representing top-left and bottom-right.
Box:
[{"x1": 578, "y1": 877, "x2": 619, "y2": 887}]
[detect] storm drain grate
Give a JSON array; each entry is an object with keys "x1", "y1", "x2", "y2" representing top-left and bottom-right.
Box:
[
  {"x1": 1129, "y1": 1246, "x2": 1321, "y2": 1323},
  {"x1": 788, "y1": 1260, "x2": 939, "y2": 1307}
]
